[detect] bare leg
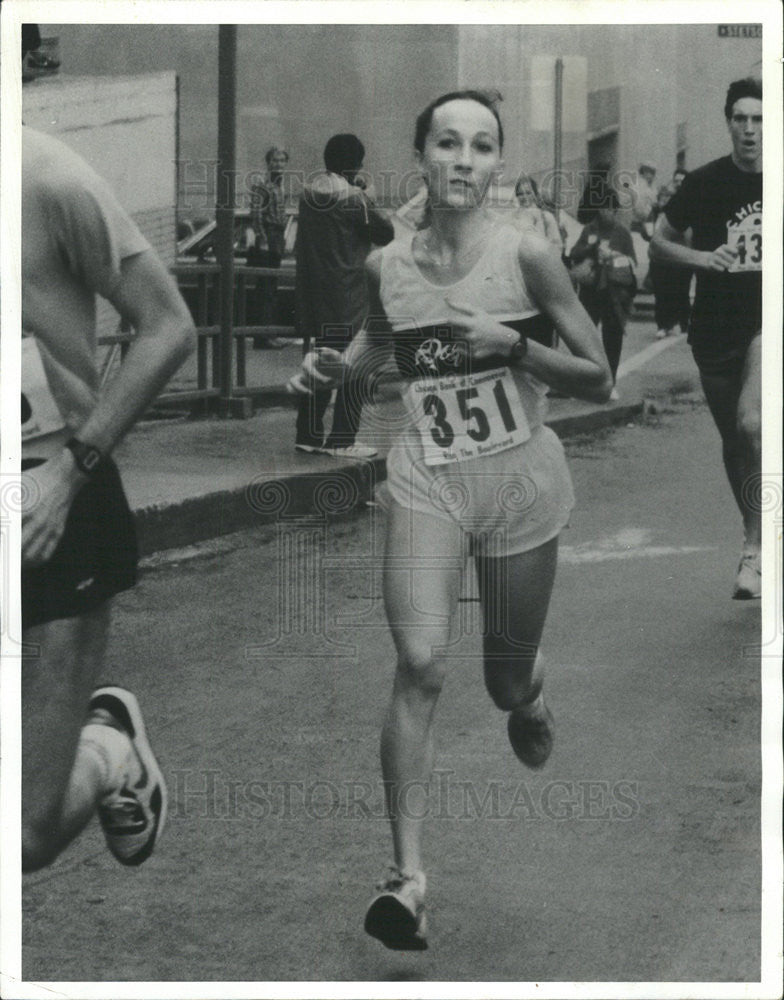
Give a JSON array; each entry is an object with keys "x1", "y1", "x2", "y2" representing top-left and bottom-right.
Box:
[
  {"x1": 476, "y1": 535, "x2": 558, "y2": 710},
  {"x1": 22, "y1": 604, "x2": 112, "y2": 871},
  {"x1": 735, "y1": 333, "x2": 761, "y2": 551},
  {"x1": 700, "y1": 340, "x2": 761, "y2": 548},
  {"x1": 380, "y1": 501, "x2": 463, "y2": 878},
  {"x1": 699, "y1": 367, "x2": 746, "y2": 515}
]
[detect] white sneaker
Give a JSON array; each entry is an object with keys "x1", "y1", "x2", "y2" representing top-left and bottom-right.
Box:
[
  {"x1": 88, "y1": 687, "x2": 168, "y2": 866},
  {"x1": 324, "y1": 443, "x2": 378, "y2": 460},
  {"x1": 609, "y1": 388, "x2": 620, "y2": 401},
  {"x1": 365, "y1": 867, "x2": 427, "y2": 950},
  {"x1": 656, "y1": 329, "x2": 668, "y2": 340},
  {"x1": 295, "y1": 443, "x2": 326, "y2": 455},
  {"x1": 732, "y1": 549, "x2": 761, "y2": 600}
]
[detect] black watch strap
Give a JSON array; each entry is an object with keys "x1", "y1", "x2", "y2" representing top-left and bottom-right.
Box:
[
  {"x1": 509, "y1": 335, "x2": 528, "y2": 365},
  {"x1": 65, "y1": 438, "x2": 105, "y2": 476}
]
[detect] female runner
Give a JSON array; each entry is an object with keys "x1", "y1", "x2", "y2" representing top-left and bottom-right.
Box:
[{"x1": 290, "y1": 90, "x2": 611, "y2": 951}]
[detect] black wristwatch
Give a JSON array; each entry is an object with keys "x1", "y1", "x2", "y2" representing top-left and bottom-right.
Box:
[
  {"x1": 508, "y1": 334, "x2": 528, "y2": 365},
  {"x1": 65, "y1": 437, "x2": 106, "y2": 477}
]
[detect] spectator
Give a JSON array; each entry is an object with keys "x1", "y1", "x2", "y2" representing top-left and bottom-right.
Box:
[
  {"x1": 570, "y1": 182, "x2": 637, "y2": 399},
  {"x1": 249, "y1": 146, "x2": 291, "y2": 343},
  {"x1": 249, "y1": 146, "x2": 291, "y2": 348},
  {"x1": 513, "y1": 172, "x2": 564, "y2": 253},
  {"x1": 649, "y1": 168, "x2": 692, "y2": 338},
  {"x1": 629, "y1": 161, "x2": 659, "y2": 240},
  {"x1": 294, "y1": 133, "x2": 394, "y2": 458},
  {"x1": 251, "y1": 146, "x2": 289, "y2": 260},
  {"x1": 577, "y1": 162, "x2": 611, "y2": 225}
]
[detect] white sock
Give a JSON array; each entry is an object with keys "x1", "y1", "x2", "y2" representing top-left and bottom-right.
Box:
[{"x1": 77, "y1": 723, "x2": 135, "y2": 798}]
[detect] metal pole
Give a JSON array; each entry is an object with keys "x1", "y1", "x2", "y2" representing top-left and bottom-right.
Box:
[
  {"x1": 216, "y1": 25, "x2": 237, "y2": 410},
  {"x1": 553, "y1": 56, "x2": 564, "y2": 225}
]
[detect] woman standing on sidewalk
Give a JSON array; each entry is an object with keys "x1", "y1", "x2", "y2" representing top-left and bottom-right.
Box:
[
  {"x1": 290, "y1": 90, "x2": 611, "y2": 950},
  {"x1": 569, "y1": 184, "x2": 637, "y2": 400},
  {"x1": 513, "y1": 171, "x2": 564, "y2": 253}
]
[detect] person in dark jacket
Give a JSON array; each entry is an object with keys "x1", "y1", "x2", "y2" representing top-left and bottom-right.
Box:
[
  {"x1": 570, "y1": 183, "x2": 637, "y2": 399},
  {"x1": 294, "y1": 133, "x2": 394, "y2": 458}
]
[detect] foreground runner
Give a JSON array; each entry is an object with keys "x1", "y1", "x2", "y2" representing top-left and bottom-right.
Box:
[
  {"x1": 20, "y1": 114, "x2": 194, "y2": 870},
  {"x1": 290, "y1": 90, "x2": 611, "y2": 948},
  {"x1": 651, "y1": 78, "x2": 762, "y2": 599}
]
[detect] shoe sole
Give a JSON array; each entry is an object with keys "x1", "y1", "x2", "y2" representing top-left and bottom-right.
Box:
[
  {"x1": 364, "y1": 895, "x2": 428, "y2": 951},
  {"x1": 508, "y1": 705, "x2": 554, "y2": 769},
  {"x1": 89, "y1": 686, "x2": 168, "y2": 865},
  {"x1": 733, "y1": 562, "x2": 761, "y2": 600},
  {"x1": 295, "y1": 444, "x2": 325, "y2": 454}
]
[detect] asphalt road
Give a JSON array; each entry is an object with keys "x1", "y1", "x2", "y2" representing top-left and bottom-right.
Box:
[{"x1": 22, "y1": 382, "x2": 762, "y2": 985}]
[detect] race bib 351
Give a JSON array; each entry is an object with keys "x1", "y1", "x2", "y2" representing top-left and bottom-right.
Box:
[{"x1": 405, "y1": 367, "x2": 531, "y2": 466}]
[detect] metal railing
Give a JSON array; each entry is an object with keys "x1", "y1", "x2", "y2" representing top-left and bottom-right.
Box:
[{"x1": 98, "y1": 261, "x2": 297, "y2": 410}]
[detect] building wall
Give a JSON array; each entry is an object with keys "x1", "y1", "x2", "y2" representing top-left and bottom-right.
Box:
[
  {"x1": 22, "y1": 71, "x2": 179, "y2": 263},
  {"x1": 45, "y1": 23, "x2": 761, "y2": 221},
  {"x1": 675, "y1": 24, "x2": 763, "y2": 170},
  {"x1": 45, "y1": 24, "x2": 455, "y2": 219}
]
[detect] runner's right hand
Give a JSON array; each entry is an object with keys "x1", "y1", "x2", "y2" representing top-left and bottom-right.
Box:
[
  {"x1": 702, "y1": 244, "x2": 739, "y2": 272},
  {"x1": 287, "y1": 348, "x2": 347, "y2": 395}
]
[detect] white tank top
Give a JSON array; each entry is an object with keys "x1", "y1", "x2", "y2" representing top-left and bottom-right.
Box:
[{"x1": 378, "y1": 223, "x2": 550, "y2": 429}]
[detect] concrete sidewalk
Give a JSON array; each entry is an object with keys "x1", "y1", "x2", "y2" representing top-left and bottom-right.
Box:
[{"x1": 117, "y1": 303, "x2": 670, "y2": 555}]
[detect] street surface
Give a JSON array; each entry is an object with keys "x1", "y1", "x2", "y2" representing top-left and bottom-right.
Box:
[{"x1": 22, "y1": 368, "x2": 762, "y2": 984}]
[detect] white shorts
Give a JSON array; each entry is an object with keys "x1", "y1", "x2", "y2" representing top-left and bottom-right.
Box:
[{"x1": 381, "y1": 423, "x2": 575, "y2": 557}]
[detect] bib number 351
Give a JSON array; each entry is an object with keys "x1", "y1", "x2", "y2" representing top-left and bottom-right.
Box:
[{"x1": 407, "y1": 368, "x2": 531, "y2": 466}]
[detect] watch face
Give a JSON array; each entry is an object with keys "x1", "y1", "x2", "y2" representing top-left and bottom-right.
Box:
[
  {"x1": 82, "y1": 447, "x2": 102, "y2": 472},
  {"x1": 67, "y1": 439, "x2": 103, "y2": 475}
]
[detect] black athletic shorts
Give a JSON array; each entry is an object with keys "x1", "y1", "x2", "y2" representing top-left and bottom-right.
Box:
[
  {"x1": 690, "y1": 328, "x2": 759, "y2": 380},
  {"x1": 22, "y1": 457, "x2": 138, "y2": 631}
]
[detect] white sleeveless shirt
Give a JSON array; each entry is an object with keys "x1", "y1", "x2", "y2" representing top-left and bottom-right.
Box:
[{"x1": 378, "y1": 223, "x2": 550, "y2": 431}]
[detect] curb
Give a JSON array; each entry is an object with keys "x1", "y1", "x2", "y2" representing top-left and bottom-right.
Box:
[{"x1": 132, "y1": 399, "x2": 644, "y2": 556}]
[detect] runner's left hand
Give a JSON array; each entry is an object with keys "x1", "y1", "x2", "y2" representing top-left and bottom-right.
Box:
[
  {"x1": 446, "y1": 299, "x2": 519, "y2": 361},
  {"x1": 21, "y1": 451, "x2": 86, "y2": 568}
]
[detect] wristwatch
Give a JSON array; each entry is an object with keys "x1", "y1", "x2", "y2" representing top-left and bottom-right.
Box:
[
  {"x1": 65, "y1": 437, "x2": 105, "y2": 477},
  {"x1": 508, "y1": 334, "x2": 528, "y2": 365}
]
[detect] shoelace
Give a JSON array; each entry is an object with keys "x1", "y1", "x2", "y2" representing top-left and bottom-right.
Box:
[{"x1": 376, "y1": 865, "x2": 416, "y2": 893}]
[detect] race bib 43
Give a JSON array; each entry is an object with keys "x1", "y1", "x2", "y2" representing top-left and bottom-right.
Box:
[
  {"x1": 405, "y1": 367, "x2": 531, "y2": 466},
  {"x1": 727, "y1": 216, "x2": 762, "y2": 273}
]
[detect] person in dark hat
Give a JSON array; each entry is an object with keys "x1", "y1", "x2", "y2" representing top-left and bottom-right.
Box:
[{"x1": 569, "y1": 182, "x2": 637, "y2": 399}]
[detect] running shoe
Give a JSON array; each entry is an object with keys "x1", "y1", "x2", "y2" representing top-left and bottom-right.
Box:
[
  {"x1": 732, "y1": 549, "x2": 761, "y2": 600},
  {"x1": 608, "y1": 388, "x2": 620, "y2": 401},
  {"x1": 88, "y1": 686, "x2": 168, "y2": 866},
  {"x1": 295, "y1": 442, "x2": 326, "y2": 454},
  {"x1": 507, "y1": 696, "x2": 555, "y2": 769},
  {"x1": 364, "y1": 867, "x2": 428, "y2": 951},
  {"x1": 656, "y1": 329, "x2": 668, "y2": 340},
  {"x1": 26, "y1": 50, "x2": 61, "y2": 71},
  {"x1": 252, "y1": 337, "x2": 290, "y2": 349},
  {"x1": 323, "y1": 443, "x2": 378, "y2": 460}
]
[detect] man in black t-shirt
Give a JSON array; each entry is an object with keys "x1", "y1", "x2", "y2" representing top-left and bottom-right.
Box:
[{"x1": 651, "y1": 78, "x2": 762, "y2": 600}]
